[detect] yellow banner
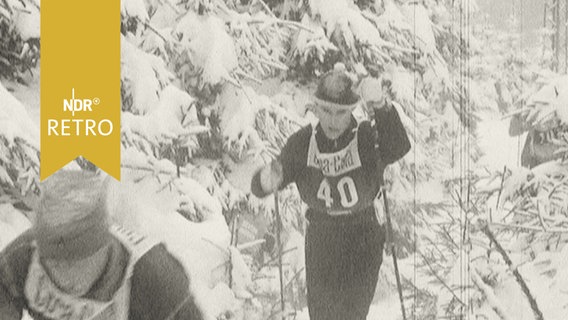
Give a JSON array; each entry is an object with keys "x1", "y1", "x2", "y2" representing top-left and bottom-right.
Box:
[{"x1": 41, "y1": 0, "x2": 120, "y2": 180}]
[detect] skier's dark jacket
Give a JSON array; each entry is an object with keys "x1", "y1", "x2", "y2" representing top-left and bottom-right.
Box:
[{"x1": 251, "y1": 104, "x2": 411, "y2": 207}]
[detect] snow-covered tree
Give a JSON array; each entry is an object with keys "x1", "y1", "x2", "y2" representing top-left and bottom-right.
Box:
[
  {"x1": 3, "y1": 0, "x2": 567, "y2": 319},
  {"x1": 0, "y1": 0, "x2": 39, "y2": 211}
]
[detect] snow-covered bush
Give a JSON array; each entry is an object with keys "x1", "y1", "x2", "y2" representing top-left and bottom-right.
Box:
[
  {"x1": 4, "y1": 0, "x2": 567, "y2": 319},
  {"x1": 0, "y1": 0, "x2": 39, "y2": 82},
  {"x1": 0, "y1": 82, "x2": 38, "y2": 201}
]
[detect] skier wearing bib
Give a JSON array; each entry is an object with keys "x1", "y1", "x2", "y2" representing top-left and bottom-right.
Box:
[
  {"x1": 0, "y1": 170, "x2": 204, "y2": 320},
  {"x1": 251, "y1": 69, "x2": 410, "y2": 320}
]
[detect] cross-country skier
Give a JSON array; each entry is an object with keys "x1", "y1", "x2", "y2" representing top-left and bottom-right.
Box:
[
  {"x1": 251, "y1": 68, "x2": 411, "y2": 320},
  {"x1": 0, "y1": 170, "x2": 204, "y2": 320}
]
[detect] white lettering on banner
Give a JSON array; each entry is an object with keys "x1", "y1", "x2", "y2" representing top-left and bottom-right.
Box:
[{"x1": 307, "y1": 130, "x2": 362, "y2": 177}]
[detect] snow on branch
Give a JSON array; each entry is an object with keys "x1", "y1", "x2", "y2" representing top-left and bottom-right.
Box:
[
  {"x1": 512, "y1": 75, "x2": 568, "y2": 133},
  {"x1": 174, "y1": 11, "x2": 239, "y2": 87},
  {"x1": 158, "y1": 3, "x2": 298, "y2": 91},
  {"x1": 121, "y1": 37, "x2": 173, "y2": 115},
  {"x1": 0, "y1": 0, "x2": 39, "y2": 81},
  {"x1": 470, "y1": 267, "x2": 512, "y2": 320},
  {"x1": 215, "y1": 83, "x2": 301, "y2": 163},
  {"x1": 121, "y1": 0, "x2": 149, "y2": 22},
  {"x1": 494, "y1": 162, "x2": 568, "y2": 229},
  {"x1": 481, "y1": 223, "x2": 545, "y2": 320},
  {"x1": 0, "y1": 82, "x2": 38, "y2": 195},
  {"x1": 1, "y1": 0, "x2": 39, "y2": 40}
]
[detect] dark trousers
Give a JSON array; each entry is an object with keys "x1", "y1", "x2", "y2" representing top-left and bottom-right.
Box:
[{"x1": 305, "y1": 213, "x2": 386, "y2": 320}]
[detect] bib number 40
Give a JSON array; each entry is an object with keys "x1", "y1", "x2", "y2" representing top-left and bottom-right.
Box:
[{"x1": 317, "y1": 177, "x2": 359, "y2": 208}]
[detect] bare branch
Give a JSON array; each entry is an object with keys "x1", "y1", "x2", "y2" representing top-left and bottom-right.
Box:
[
  {"x1": 495, "y1": 166, "x2": 507, "y2": 210},
  {"x1": 481, "y1": 224, "x2": 545, "y2": 320}
]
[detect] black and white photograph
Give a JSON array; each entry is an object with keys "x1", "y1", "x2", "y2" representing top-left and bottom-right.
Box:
[{"x1": 1, "y1": 0, "x2": 568, "y2": 319}]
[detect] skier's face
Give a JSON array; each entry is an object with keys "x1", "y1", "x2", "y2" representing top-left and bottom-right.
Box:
[
  {"x1": 43, "y1": 243, "x2": 111, "y2": 295},
  {"x1": 314, "y1": 103, "x2": 354, "y2": 140}
]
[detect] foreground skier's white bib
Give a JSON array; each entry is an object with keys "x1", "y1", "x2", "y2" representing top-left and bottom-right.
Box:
[{"x1": 24, "y1": 225, "x2": 157, "y2": 320}]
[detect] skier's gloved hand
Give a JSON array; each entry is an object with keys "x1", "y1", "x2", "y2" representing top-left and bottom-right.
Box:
[
  {"x1": 260, "y1": 160, "x2": 283, "y2": 194},
  {"x1": 359, "y1": 76, "x2": 392, "y2": 117}
]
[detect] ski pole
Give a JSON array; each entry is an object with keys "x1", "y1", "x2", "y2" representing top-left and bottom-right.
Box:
[
  {"x1": 382, "y1": 188, "x2": 407, "y2": 320},
  {"x1": 274, "y1": 191, "x2": 285, "y2": 320}
]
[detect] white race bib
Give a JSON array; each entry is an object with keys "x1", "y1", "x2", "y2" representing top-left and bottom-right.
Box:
[
  {"x1": 24, "y1": 225, "x2": 157, "y2": 320},
  {"x1": 306, "y1": 128, "x2": 362, "y2": 177},
  {"x1": 25, "y1": 251, "x2": 118, "y2": 320}
]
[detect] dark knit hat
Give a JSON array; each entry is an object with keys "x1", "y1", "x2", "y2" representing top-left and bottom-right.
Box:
[
  {"x1": 34, "y1": 170, "x2": 111, "y2": 260},
  {"x1": 314, "y1": 70, "x2": 360, "y2": 108}
]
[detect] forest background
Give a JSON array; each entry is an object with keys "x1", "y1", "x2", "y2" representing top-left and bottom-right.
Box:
[{"x1": 1, "y1": 0, "x2": 568, "y2": 319}]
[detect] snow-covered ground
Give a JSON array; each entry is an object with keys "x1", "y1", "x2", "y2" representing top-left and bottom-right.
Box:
[{"x1": 476, "y1": 111, "x2": 525, "y2": 171}]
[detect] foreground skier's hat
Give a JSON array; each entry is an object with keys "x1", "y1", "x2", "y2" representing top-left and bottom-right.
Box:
[
  {"x1": 314, "y1": 69, "x2": 360, "y2": 109},
  {"x1": 34, "y1": 170, "x2": 111, "y2": 260}
]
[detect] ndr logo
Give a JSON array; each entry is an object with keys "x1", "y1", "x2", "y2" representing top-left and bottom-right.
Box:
[{"x1": 63, "y1": 88, "x2": 100, "y2": 116}]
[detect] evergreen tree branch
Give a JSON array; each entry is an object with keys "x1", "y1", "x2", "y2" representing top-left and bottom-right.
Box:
[
  {"x1": 417, "y1": 250, "x2": 466, "y2": 307},
  {"x1": 246, "y1": 17, "x2": 314, "y2": 33},
  {"x1": 470, "y1": 267, "x2": 512, "y2": 320},
  {"x1": 135, "y1": 16, "x2": 169, "y2": 45},
  {"x1": 490, "y1": 221, "x2": 568, "y2": 234},
  {"x1": 481, "y1": 223, "x2": 545, "y2": 320},
  {"x1": 254, "y1": 0, "x2": 276, "y2": 18},
  {"x1": 1, "y1": 0, "x2": 13, "y2": 15}
]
